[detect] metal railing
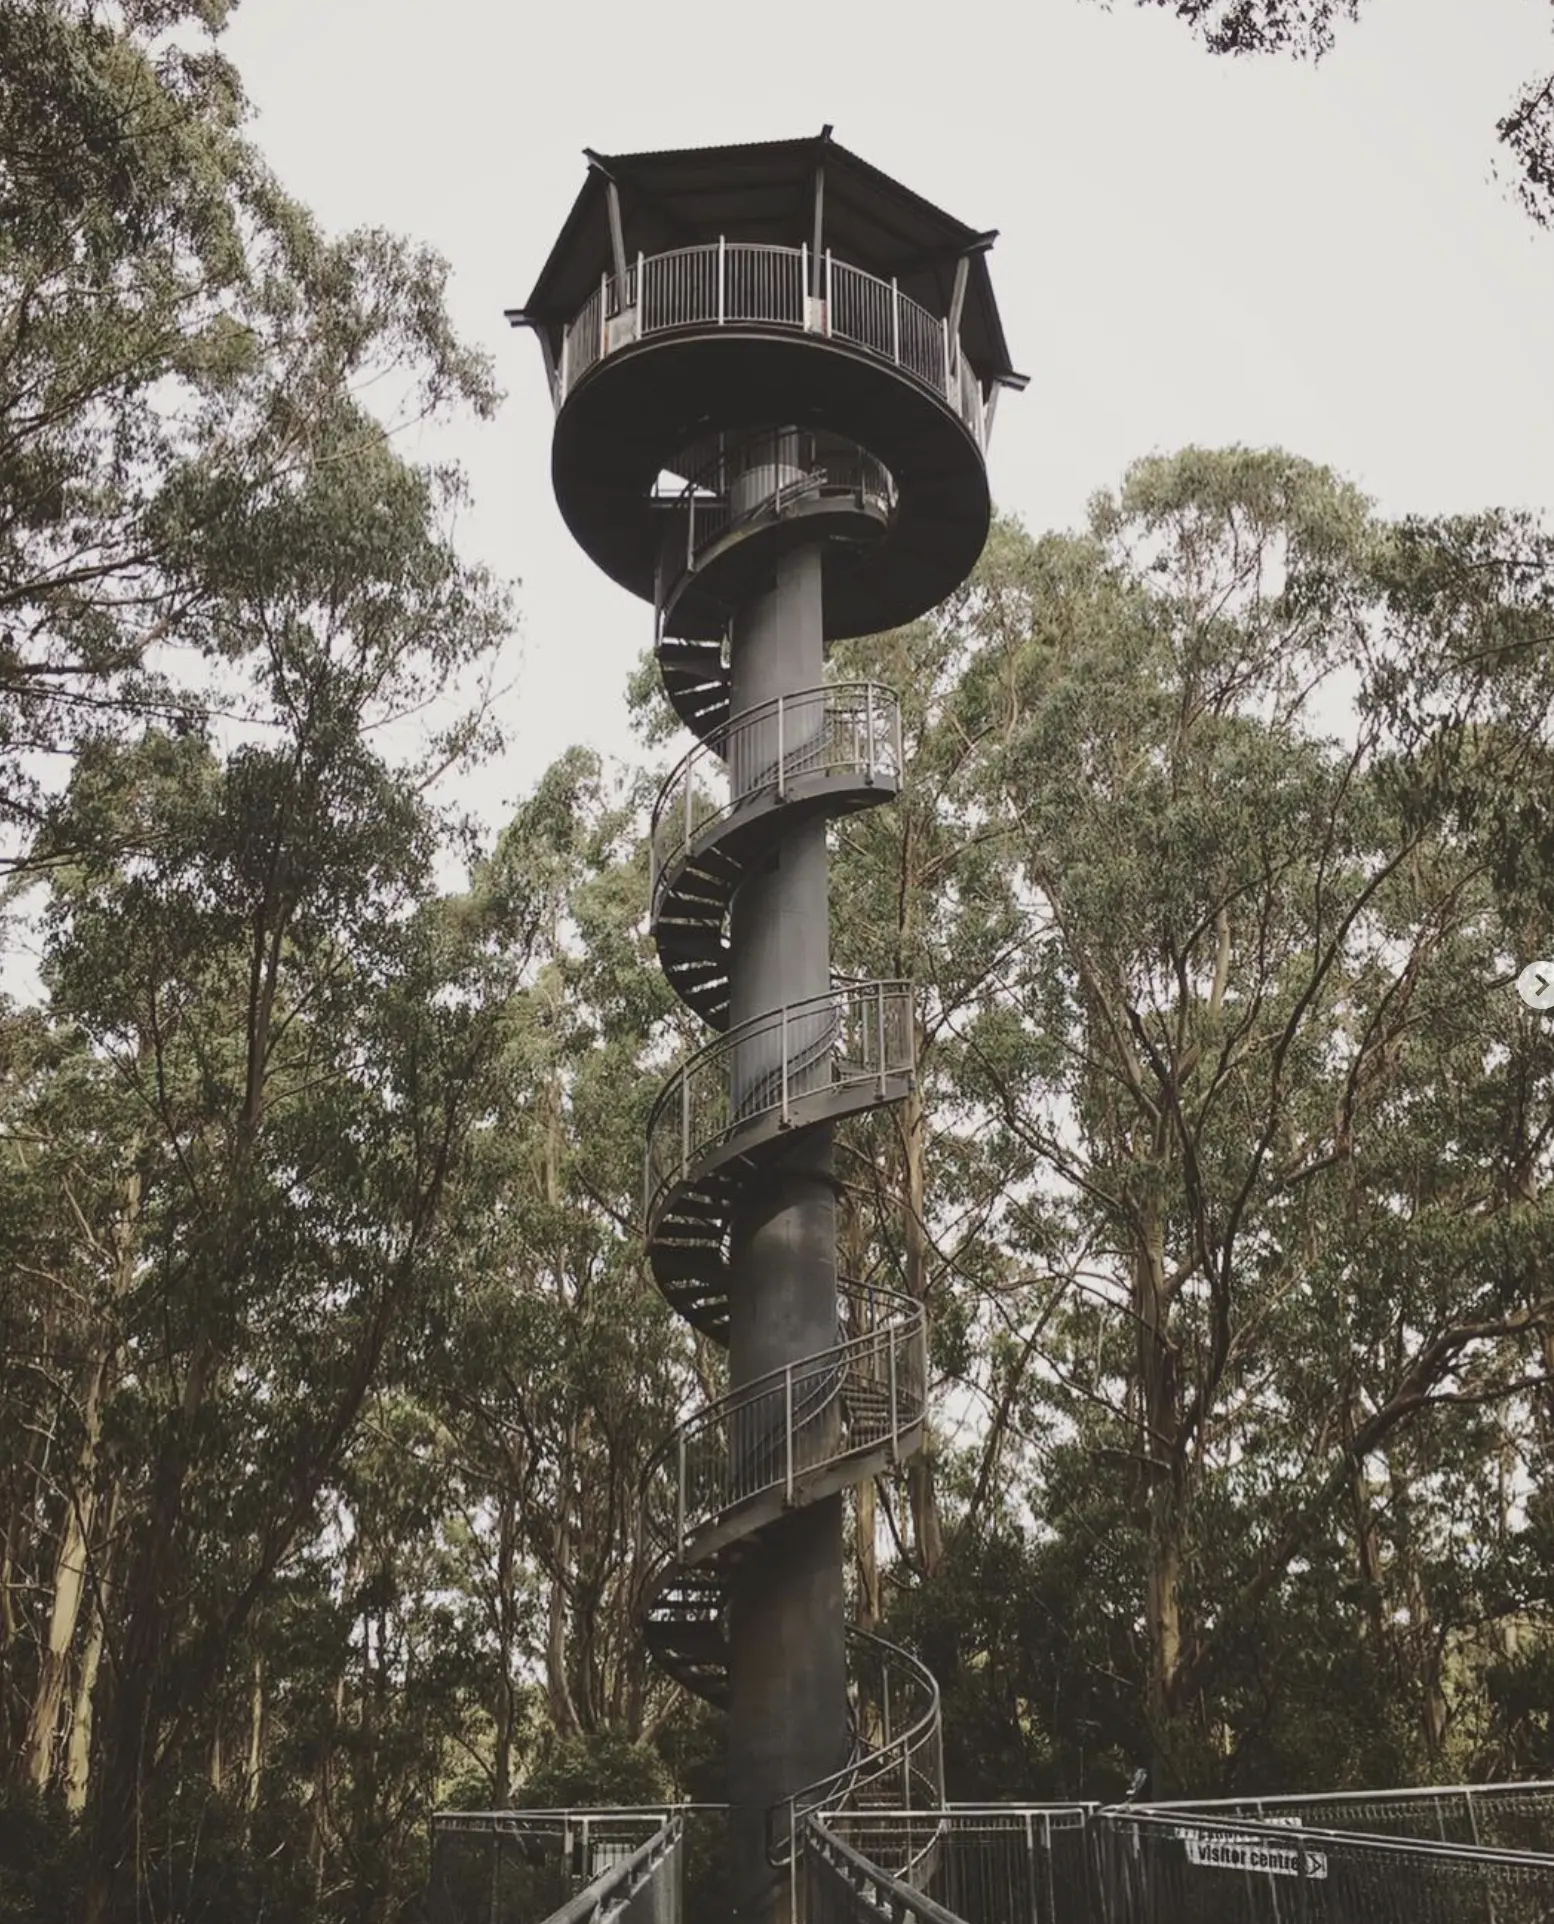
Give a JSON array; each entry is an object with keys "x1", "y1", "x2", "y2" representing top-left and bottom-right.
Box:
[
  {"x1": 642, "y1": 1282, "x2": 925, "y2": 1563},
  {"x1": 1157, "y1": 1779, "x2": 1554, "y2": 1854},
  {"x1": 1090, "y1": 1805, "x2": 1554, "y2": 1924},
  {"x1": 652, "y1": 428, "x2": 897, "y2": 630},
  {"x1": 772, "y1": 1630, "x2": 945, "y2": 1866},
  {"x1": 644, "y1": 981, "x2": 914, "y2": 1227},
  {"x1": 559, "y1": 240, "x2": 987, "y2": 442},
  {"x1": 649, "y1": 682, "x2": 903, "y2": 914},
  {"x1": 801, "y1": 1799, "x2": 1554, "y2": 1924},
  {"x1": 814, "y1": 1807, "x2": 1094, "y2": 1921},
  {"x1": 428, "y1": 1809, "x2": 682, "y2": 1924},
  {"x1": 804, "y1": 1813, "x2": 966, "y2": 1924}
]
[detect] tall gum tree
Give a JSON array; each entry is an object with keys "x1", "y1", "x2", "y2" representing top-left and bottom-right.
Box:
[{"x1": 929, "y1": 450, "x2": 1554, "y2": 1788}]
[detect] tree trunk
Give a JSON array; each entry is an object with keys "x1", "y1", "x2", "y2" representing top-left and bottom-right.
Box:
[
  {"x1": 23, "y1": 1351, "x2": 108, "y2": 1788},
  {"x1": 900, "y1": 1079, "x2": 942, "y2": 1576},
  {"x1": 494, "y1": 1491, "x2": 518, "y2": 1804},
  {"x1": 1135, "y1": 1207, "x2": 1188, "y2": 1790},
  {"x1": 244, "y1": 1650, "x2": 265, "y2": 1840},
  {"x1": 82, "y1": 1332, "x2": 220, "y2": 1924},
  {"x1": 855, "y1": 1475, "x2": 881, "y2": 1631},
  {"x1": 23, "y1": 1158, "x2": 138, "y2": 1788},
  {"x1": 64, "y1": 1480, "x2": 118, "y2": 1816}
]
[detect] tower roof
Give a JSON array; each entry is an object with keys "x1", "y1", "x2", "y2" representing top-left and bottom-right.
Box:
[{"x1": 517, "y1": 130, "x2": 1022, "y2": 387}]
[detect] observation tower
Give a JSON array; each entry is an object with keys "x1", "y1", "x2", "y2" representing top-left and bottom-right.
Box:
[{"x1": 510, "y1": 130, "x2": 1024, "y2": 1924}]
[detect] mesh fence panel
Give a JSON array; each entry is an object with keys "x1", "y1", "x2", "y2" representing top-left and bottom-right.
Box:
[
  {"x1": 1158, "y1": 1784, "x2": 1554, "y2": 1854},
  {"x1": 804, "y1": 1803, "x2": 1554, "y2": 1924},
  {"x1": 1092, "y1": 1812, "x2": 1554, "y2": 1924},
  {"x1": 427, "y1": 1812, "x2": 676, "y2": 1924},
  {"x1": 819, "y1": 1809, "x2": 1094, "y2": 1924}
]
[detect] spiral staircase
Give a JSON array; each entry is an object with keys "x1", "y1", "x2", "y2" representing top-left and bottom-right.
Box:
[
  {"x1": 638, "y1": 428, "x2": 945, "y2": 1866},
  {"x1": 507, "y1": 140, "x2": 1025, "y2": 1922}
]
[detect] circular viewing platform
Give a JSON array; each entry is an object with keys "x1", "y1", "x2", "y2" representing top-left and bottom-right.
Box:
[{"x1": 549, "y1": 241, "x2": 995, "y2": 639}]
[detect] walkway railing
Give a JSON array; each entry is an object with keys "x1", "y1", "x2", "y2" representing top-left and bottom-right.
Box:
[
  {"x1": 816, "y1": 1806, "x2": 1095, "y2": 1919},
  {"x1": 653, "y1": 428, "x2": 896, "y2": 630},
  {"x1": 641, "y1": 1282, "x2": 925, "y2": 1562},
  {"x1": 428, "y1": 1809, "x2": 685, "y2": 1924},
  {"x1": 801, "y1": 1799, "x2": 1554, "y2": 1924},
  {"x1": 1092, "y1": 1806, "x2": 1554, "y2": 1924},
  {"x1": 649, "y1": 682, "x2": 903, "y2": 915},
  {"x1": 772, "y1": 1630, "x2": 945, "y2": 1865},
  {"x1": 1158, "y1": 1778, "x2": 1554, "y2": 1853},
  {"x1": 559, "y1": 240, "x2": 987, "y2": 446},
  {"x1": 644, "y1": 981, "x2": 914, "y2": 1226}
]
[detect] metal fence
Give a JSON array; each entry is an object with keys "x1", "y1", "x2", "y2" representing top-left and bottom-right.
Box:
[
  {"x1": 799, "y1": 1800, "x2": 1554, "y2": 1924},
  {"x1": 431, "y1": 1789, "x2": 1554, "y2": 1924},
  {"x1": 1157, "y1": 1781, "x2": 1554, "y2": 1854},
  {"x1": 428, "y1": 1809, "x2": 682, "y2": 1924},
  {"x1": 648, "y1": 681, "x2": 903, "y2": 914},
  {"x1": 644, "y1": 981, "x2": 914, "y2": 1225},
  {"x1": 560, "y1": 240, "x2": 986, "y2": 443},
  {"x1": 1090, "y1": 1807, "x2": 1554, "y2": 1924},
  {"x1": 816, "y1": 1807, "x2": 1094, "y2": 1922}
]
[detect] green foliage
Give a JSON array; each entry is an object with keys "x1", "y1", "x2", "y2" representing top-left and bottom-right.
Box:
[
  {"x1": 4, "y1": 0, "x2": 1553, "y2": 1892},
  {"x1": 521, "y1": 1733, "x2": 671, "y2": 1810}
]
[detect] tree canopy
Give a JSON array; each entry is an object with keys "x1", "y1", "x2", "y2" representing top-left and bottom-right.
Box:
[{"x1": 1, "y1": 4, "x2": 1551, "y2": 1920}]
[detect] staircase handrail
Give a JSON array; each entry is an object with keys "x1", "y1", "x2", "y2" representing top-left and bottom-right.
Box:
[
  {"x1": 649, "y1": 680, "x2": 903, "y2": 912},
  {"x1": 645, "y1": 980, "x2": 914, "y2": 1229},
  {"x1": 641, "y1": 1283, "x2": 926, "y2": 1559}
]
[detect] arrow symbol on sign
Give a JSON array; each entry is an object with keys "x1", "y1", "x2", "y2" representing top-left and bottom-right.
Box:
[{"x1": 1516, "y1": 961, "x2": 1554, "y2": 1011}]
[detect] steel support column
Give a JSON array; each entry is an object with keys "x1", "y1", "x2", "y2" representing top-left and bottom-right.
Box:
[{"x1": 725, "y1": 531, "x2": 848, "y2": 1924}]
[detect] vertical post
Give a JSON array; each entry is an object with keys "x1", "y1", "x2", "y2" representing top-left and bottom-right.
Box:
[
  {"x1": 635, "y1": 249, "x2": 643, "y2": 320},
  {"x1": 891, "y1": 278, "x2": 899, "y2": 364},
  {"x1": 780, "y1": 1004, "x2": 790, "y2": 1126},
  {"x1": 680, "y1": 1069, "x2": 690, "y2": 1172},
  {"x1": 800, "y1": 241, "x2": 809, "y2": 325},
  {"x1": 776, "y1": 693, "x2": 786, "y2": 801},
  {"x1": 599, "y1": 271, "x2": 607, "y2": 360},
  {"x1": 941, "y1": 315, "x2": 951, "y2": 397},
  {"x1": 824, "y1": 249, "x2": 832, "y2": 333},
  {"x1": 894, "y1": 690, "x2": 904, "y2": 778},
  {"x1": 1026, "y1": 1812, "x2": 1040, "y2": 1924},
  {"x1": 888, "y1": 1334, "x2": 898, "y2": 1463},
  {"x1": 718, "y1": 234, "x2": 726, "y2": 324},
  {"x1": 676, "y1": 1428, "x2": 686, "y2": 1557},
  {"x1": 784, "y1": 1363, "x2": 794, "y2": 1502},
  {"x1": 876, "y1": 984, "x2": 887, "y2": 1100},
  {"x1": 1293, "y1": 1830, "x2": 1312, "y2": 1924},
  {"x1": 687, "y1": 490, "x2": 695, "y2": 571},
  {"x1": 684, "y1": 753, "x2": 694, "y2": 852},
  {"x1": 864, "y1": 684, "x2": 876, "y2": 783},
  {"x1": 811, "y1": 160, "x2": 825, "y2": 291},
  {"x1": 559, "y1": 326, "x2": 570, "y2": 399}
]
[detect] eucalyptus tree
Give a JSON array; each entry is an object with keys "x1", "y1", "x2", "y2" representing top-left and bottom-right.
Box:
[
  {"x1": 846, "y1": 451, "x2": 1554, "y2": 1793},
  {"x1": 0, "y1": 0, "x2": 500, "y2": 871},
  {"x1": 426, "y1": 749, "x2": 693, "y2": 1801}
]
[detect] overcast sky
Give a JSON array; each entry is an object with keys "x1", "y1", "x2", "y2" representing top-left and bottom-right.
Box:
[{"x1": 224, "y1": 0, "x2": 1554, "y2": 826}]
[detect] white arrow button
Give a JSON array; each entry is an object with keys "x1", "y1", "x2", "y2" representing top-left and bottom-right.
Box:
[{"x1": 1516, "y1": 961, "x2": 1554, "y2": 1011}]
